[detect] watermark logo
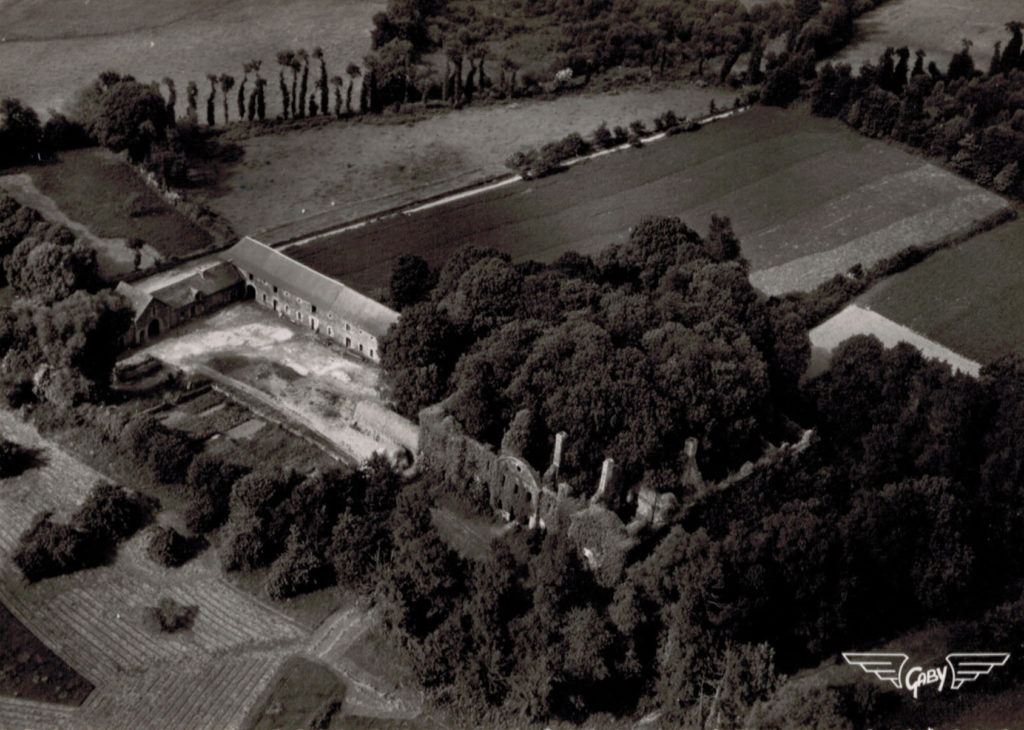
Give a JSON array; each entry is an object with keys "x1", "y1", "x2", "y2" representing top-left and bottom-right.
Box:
[{"x1": 842, "y1": 653, "x2": 1010, "y2": 699}]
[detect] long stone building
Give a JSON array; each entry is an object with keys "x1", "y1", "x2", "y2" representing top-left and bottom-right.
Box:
[
  {"x1": 118, "y1": 237, "x2": 400, "y2": 363},
  {"x1": 222, "y1": 237, "x2": 398, "y2": 363}
]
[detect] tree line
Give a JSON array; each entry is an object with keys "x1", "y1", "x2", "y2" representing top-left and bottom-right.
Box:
[{"x1": 806, "y1": 22, "x2": 1024, "y2": 199}]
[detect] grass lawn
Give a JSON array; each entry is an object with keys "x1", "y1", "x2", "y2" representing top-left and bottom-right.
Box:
[
  {"x1": 282, "y1": 105, "x2": 1008, "y2": 296},
  {"x1": 243, "y1": 656, "x2": 346, "y2": 730},
  {"x1": 30, "y1": 148, "x2": 213, "y2": 259},
  {"x1": 0, "y1": 601, "x2": 93, "y2": 705},
  {"x1": 859, "y1": 217, "x2": 1024, "y2": 365},
  {"x1": 833, "y1": 0, "x2": 1009, "y2": 72},
  {"x1": 0, "y1": 0, "x2": 382, "y2": 119}
]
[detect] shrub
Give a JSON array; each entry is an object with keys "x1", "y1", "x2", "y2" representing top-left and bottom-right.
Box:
[
  {"x1": 221, "y1": 526, "x2": 275, "y2": 572},
  {"x1": 14, "y1": 482, "x2": 157, "y2": 582},
  {"x1": 122, "y1": 415, "x2": 198, "y2": 485},
  {"x1": 654, "y1": 109, "x2": 680, "y2": 132},
  {"x1": 146, "y1": 526, "x2": 208, "y2": 567},
  {"x1": 231, "y1": 468, "x2": 291, "y2": 515},
  {"x1": 612, "y1": 125, "x2": 629, "y2": 145},
  {"x1": 12, "y1": 513, "x2": 98, "y2": 582},
  {"x1": 71, "y1": 482, "x2": 158, "y2": 544},
  {"x1": 629, "y1": 119, "x2": 647, "y2": 137},
  {"x1": 592, "y1": 122, "x2": 614, "y2": 149},
  {"x1": 505, "y1": 148, "x2": 538, "y2": 177},
  {"x1": 265, "y1": 548, "x2": 335, "y2": 600},
  {"x1": 145, "y1": 597, "x2": 198, "y2": 633},
  {"x1": 0, "y1": 438, "x2": 38, "y2": 477},
  {"x1": 183, "y1": 492, "x2": 229, "y2": 533}
]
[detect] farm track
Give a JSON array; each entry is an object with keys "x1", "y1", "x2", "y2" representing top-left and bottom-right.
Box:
[{"x1": 0, "y1": 410, "x2": 420, "y2": 727}]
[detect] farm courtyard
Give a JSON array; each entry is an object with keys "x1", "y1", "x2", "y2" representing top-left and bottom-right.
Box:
[
  {"x1": 281, "y1": 106, "x2": 1011, "y2": 297},
  {"x1": 139, "y1": 302, "x2": 404, "y2": 464}
]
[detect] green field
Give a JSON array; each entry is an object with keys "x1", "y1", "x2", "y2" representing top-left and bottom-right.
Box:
[
  {"x1": 0, "y1": 0, "x2": 381, "y2": 117},
  {"x1": 28, "y1": 148, "x2": 214, "y2": 260},
  {"x1": 283, "y1": 106, "x2": 1009, "y2": 296},
  {"x1": 859, "y1": 217, "x2": 1024, "y2": 364}
]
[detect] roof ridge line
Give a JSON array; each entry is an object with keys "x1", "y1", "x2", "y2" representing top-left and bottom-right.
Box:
[{"x1": 243, "y1": 236, "x2": 396, "y2": 316}]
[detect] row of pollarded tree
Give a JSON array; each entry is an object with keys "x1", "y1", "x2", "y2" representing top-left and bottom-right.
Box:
[{"x1": 166, "y1": 47, "x2": 365, "y2": 127}]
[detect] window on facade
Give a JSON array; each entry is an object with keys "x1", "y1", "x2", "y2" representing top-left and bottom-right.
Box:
[
  {"x1": 311, "y1": 305, "x2": 317, "y2": 314},
  {"x1": 359, "y1": 344, "x2": 363, "y2": 352},
  {"x1": 370, "y1": 350, "x2": 375, "y2": 359},
  {"x1": 273, "y1": 285, "x2": 278, "y2": 293},
  {"x1": 328, "y1": 312, "x2": 333, "y2": 319},
  {"x1": 346, "y1": 323, "x2": 350, "y2": 331},
  {"x1": 327, "y1": 327, "x2": 333, "y2": 336},
  {"x1": 248, "y1": 273, "x2": 253, "y2": 281},
  {"x1": 262, "y1": 294, "x2": 267, "y2": 302}
]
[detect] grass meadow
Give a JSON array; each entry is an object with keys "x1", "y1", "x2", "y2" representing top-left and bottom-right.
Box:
[
  {"x1": 27, "y1": 148, "x2": 214, "y2": 260},
  {"x1": 281, "y1": 106, "x2": 1009, "y2": 296},
  {"x1": 0, "y1": 0, "x2": 381, "y2": 117},
  {"x1": 832, "y1": 0, "x2": 1011, "y2": 72},
  {"x1": 859, "y1": 218, "x2": 1024, "y2": 364}
]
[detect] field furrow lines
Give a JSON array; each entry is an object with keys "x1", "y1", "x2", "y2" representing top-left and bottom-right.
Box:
[
  {"x1": 196, "y1": 654, "x2": 281, "y2": 730},
  {"x1": 0, "y1": 696, "x2": 75, "y2": 730}
]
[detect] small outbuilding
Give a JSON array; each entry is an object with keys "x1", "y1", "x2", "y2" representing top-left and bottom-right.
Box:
[{"x1": 116, "y1": 261, "x2": 243, "y2": 346}]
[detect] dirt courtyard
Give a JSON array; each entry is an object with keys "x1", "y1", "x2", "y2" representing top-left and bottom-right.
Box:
[{"x1": 139, "y1": 302, "x2": 403, "y2": 463}]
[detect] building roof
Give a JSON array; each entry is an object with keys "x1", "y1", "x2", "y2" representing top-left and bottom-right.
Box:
[
  {"x1": 116, "y1": 262, "x2": 242, "y2": 319},
  {"x1": 114, "y1": 281, "x2": 153, "y2": 318},
  {"x1": 152, "y1": 261, "x2": 242, "y2": 308},
  {"x1": 222, "y1": 237, "x2": 400, "y2": 340}
]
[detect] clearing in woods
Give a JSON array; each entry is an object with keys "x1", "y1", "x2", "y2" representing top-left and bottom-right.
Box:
[
  {"x1": 832, "y1": 0, "x2": 1010, "y2": 72},
  {"x1": 0, "y1": 410, "x2": 422, "y2": 729},
  {"x1": 857, "y1": 218, "x2": 1024, "y2": 365},
  {"x1": 281, "y1": 106, "x2": 1010, "y2": 297}
]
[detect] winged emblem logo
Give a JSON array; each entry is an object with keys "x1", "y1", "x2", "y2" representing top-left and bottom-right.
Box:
[{"x1": 843, "y1": 652, "x2": 1010, "y2": 699}]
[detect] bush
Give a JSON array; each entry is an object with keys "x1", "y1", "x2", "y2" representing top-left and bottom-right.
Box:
[
  {"x1": 146, "y1": 526, "x2": 208, "y2": 567},
  {"x1": 629, "y1": 119, "x2": 647, "y2": 137},
  {"x1": 12, "y1": 514, "x2": 98, "y2": 582},
  {"x1": 71, "y1": 482, "x2": 158, "y2": 544},
  {"x1": 265, "y1": 548, "x2": 335, "y2": 600},
  {"x1": 592, "y1": 122, "x2": 615, "y2": 149},
  {"x1": 0, "y1": 438, "x2": 38, "y2": 477},
  {"x1": 612, "y1": 125, "x2": 629, "y2": 145},
  {"x1": 654, "y1": 109, "x2": 680, "y2": 132},
  {"x1": 221, "y1": 524, "x2": 276, "y2": 573},
  {"x1": 183, "y1": 491, "x2": 230, "y2": 534},
  {"x1": 41, "y1": 114, "x2": 91, "y2": 152},
  {"x1": 505, "y1": 148, "x2": 538, "y2": 177},
  {"x1": 122, "y1": 415, "x2": 198, "y2": 485},
  {"x1": 145, "y1": 597, "x2": 198, "y2": 633},
  {"x1": 231, "y1": 468, "x2": 292, "y2": 515},
  {"x1": 14, "y1": 482, "x2": 157, "y2": 582}
]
